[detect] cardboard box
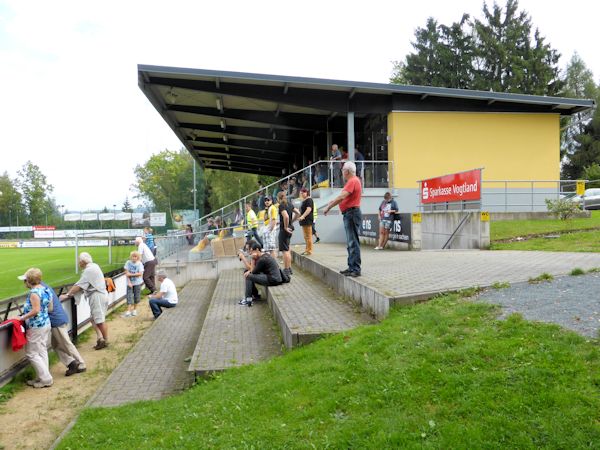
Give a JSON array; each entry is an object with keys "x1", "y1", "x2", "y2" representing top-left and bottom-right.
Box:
[
  {"x1": 222, "y1": 237, "x2": 237, "y2": 256},
  {"x1": 210, "y1": 239, "x2": 225, "y2": 258}
]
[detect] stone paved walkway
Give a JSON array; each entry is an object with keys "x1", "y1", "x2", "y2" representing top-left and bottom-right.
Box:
[
  {"x1": 88, "y1": 280, "x2": 214, "y2": 407},
  {"x1": 307, "y1": 244, "x2": 600, "y2": 299},
  {"x1": 269, "y1": 269, "x2": 373, "y2": 348},
  {"x1": 189, "y1": 270, "x2": 282, "y2": 375}
]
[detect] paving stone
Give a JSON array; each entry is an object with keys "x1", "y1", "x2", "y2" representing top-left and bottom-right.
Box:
[
  {"x1": 189, "y1": 270, "x2": 282, "y2": 375},
  {"x1": 269, "y1": 269, "x2": 373, "y2": 348},
  {"x1": 303, "y1": 244, "x2": 600, "y2": 300},
  {"x1": 88, "y1": 280, "x2": 214, "y2": 407}
]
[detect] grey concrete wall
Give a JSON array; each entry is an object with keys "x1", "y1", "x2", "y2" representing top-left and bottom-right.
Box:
[
  {"x1": 417, "y1": 211, "x2": 489, "y2": 250},
  {"x1": 491, "y1": 211, "x2": 590, "y2": 221}
]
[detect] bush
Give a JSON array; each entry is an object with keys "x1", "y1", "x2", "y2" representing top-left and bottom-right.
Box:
[{"x1": 545, "y1": 198, "x2": 580, "y2": 220}]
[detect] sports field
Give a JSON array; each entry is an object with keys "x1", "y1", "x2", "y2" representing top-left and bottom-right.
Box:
[{"x1": 0, "y1": 246, "x2": 135, "y2": 301}]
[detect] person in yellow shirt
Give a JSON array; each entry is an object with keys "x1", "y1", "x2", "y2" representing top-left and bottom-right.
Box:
[
  {"x1": 261, "y1": 196, "x2": 279, "y2": 257},
  {"x1": 245, "y1": 203, "x2": 263, "y2": 248}
]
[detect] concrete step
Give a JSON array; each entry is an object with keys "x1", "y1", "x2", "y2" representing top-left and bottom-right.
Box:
[
  {"x1": 268, "y1": 268, "x2": 374, "y2": 348},
  {"x1": 292, "y1": 250, "x2": 392, "y2": 319},
  {"x1": 188, "y1": 269, "x2": 282, "y2": 376},
  {"x1": 89, "y1": 279, "x2": 215, "y2": 407}
]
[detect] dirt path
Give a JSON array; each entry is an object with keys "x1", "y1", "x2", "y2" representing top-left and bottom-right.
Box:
[{"x1": 0, "y1": 300, "x2": 155, "y2": 450}]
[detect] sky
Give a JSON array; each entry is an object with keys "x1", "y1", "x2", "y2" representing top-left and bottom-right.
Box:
[{"x1": 1, "y1": 0, "x2": 598, "y2": 211}]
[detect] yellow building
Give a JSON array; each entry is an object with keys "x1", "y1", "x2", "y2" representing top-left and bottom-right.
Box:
[{"x1": 139, "y1": 65, "x2": 594, "y2": 210}]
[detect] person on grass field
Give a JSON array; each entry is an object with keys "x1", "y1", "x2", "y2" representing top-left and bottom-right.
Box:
[
  {"x1": 122, "y1": 250, "x2": 144, "y2": 318},
  {"x1": 60, "y1": 252, "x2": 110, "y2": 350},
  {"x1": 239, "y1": 241, "x2": 283, "y2": 307},
  {"x1": 323, "y1": 161, "x2": 362, "y2": 277}
]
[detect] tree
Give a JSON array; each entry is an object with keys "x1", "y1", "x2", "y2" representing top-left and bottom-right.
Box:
[
  {"x1": 560, "y1": 54, "x2": 598, "y2": 163},
  {"x1": 391, "y1": 0, "x2": 563, "y2": 97},
  {"x1": 203, "y1": 169, "x2": 263, "y2": 213},
  {"x1": 0, "y1": 172, "x2": 22, "y2": 226},
  {"x1": 133, "y1": 149, "x2": 205, "y2": 222},
  {"x1": 473, "y1": 0, "x2": 562, "y2": 95},
  {"x1": 562, "y1": 102, "x2": 600, "y2": 180},
  {"x1": 16, "y1": 161, "x2": 54, "y2": 226},
  {"x1": 122, "y1": 196, "x2": 133, "y2": 212}
]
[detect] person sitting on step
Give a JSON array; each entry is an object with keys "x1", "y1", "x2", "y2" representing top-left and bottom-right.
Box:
[{"x1": 239, "y1": 241, "x2": 283, "y2": 307}]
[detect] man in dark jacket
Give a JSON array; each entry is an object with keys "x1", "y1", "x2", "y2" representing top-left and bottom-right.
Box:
[{"x1": 239, "y1": 241, "x2": 282, "y2": 307}]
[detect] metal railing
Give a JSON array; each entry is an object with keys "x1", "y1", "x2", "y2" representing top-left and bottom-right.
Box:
[
  {"x1": 418, "y1": 179, "x2": 585, "y2": 212},
  {"x1": 193, "y1": 159, "x2": 393, "y2": 231}
]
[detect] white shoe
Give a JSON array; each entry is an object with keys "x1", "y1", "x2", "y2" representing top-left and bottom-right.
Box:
[
  {"x1": 374, "y1": 247, "x2": 382, "y2": 250},
  {"x1": 131, "y1": 310, "x2": 138, "y2": 316},
  {"x1": 121, "y1": 311, "x2": 132, "y2": 318}
]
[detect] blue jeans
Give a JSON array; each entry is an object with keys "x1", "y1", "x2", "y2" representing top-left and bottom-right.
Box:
[
  {"x1": 149, "y1": 298, "x2": 176, "y2": 318},
  {"x1": 342, "y1": 207, "x2": 362, "y2": 273}
]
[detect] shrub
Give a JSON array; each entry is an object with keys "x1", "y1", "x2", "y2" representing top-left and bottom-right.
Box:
[{"x1": 545, "y1": 198, "x2": 580, "y2": 220}]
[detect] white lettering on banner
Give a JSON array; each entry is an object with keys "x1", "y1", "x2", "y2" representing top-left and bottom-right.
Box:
[
  {"x1": 428, "y1": 181, "x2": 478, "y2": 199},
  {"x1": 362, "y1": 219, "x2": 372, "y2": 230}
]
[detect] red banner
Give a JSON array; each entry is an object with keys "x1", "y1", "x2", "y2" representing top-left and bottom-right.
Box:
[
  {"x1": 33, "y1": 225, "x2": 56, "y2": 231},
  {"x1": 421, "y1": 169, "x2": 481, "y2": 204}
]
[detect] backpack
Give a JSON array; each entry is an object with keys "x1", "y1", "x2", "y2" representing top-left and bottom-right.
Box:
[{"x1": 105, "y1": 277, "x2": 116, "y2": 293}]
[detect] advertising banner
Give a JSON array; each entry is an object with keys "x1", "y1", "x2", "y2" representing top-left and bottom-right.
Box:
[
  {"x1": 0, "y1": 242, "x2": 18, "y2": 248},
  {"x1": 115, "y1": 212, "x2": 132, "y2": 221},
  {"x1": 33, "y1": 226, "x2": 56, "y2": 231},
  {"x1": 420, "y1": 169, "x2": 482, "y2": 204},
  {"x1": 64, "y1": 213, "x2": 81, "y2": 222},
  {"x1": 81, "y1": 213, "x2": 98, "y2": 221},
  {"x1": 132, "y1": 213, "x2": 149, "y2": 227},
  {"x1": 359, "y1": 214, "x2": 411, "y2": 243},
  {"x1": 150, "y1": 212, "x2": 166, "y2": 227},
  {"x1": 0, "y1": 226, "x2": 33, "y2": 232},
  {"x1": 98, "y1": 213, "x2": 115, "y2": 221}
]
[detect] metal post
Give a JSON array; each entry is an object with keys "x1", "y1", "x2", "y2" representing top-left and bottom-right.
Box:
[
  {"x1": 193, "y1": 161, "x2": 197, "y2": 220},
  {"x1": 531, "y1": 181, "x2": 534, "y2": 211},
  {"x1": 70, "y1": 297, "x2": 78, "y2": 344},
  {"x1": 309, "y1": 165, "x2": 312, "y2": 196},
  {"x1": 504, "y1": 181, "x2": 508, "y2": 212},
  {"x1": 75, "y1": 234, "x2": 79, "y2": 274},
  {"x1": 108, "y1": 230, "x2": 112, "y2": 265},
  {"x1": 347, "y1": 112, "x2": 355, "y2": 161}
]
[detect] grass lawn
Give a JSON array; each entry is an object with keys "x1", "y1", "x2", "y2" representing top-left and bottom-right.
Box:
[
  {"x1": 0, "y1": 246, "x2": 135, "y2": 301},
  {"x1": 492, "y1": 229, "x2": 600, "y2": 252},
  {"x1": 491, "y1": 210, "x2": 600, "y2": 241},
  {"x1": 58, "y1": 294, "x2": 600, "y2": 449}
]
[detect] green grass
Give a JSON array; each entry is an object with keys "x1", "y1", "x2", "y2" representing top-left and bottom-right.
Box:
[
  {"x1": 528, "y1": 273, "x2": 554, "y2": 284},
  {"x1": 58, "y1": 295, "x2": 600, "y2": 449},
  {"x1": 0, "y1": 246, "x2": 135, "y2": 301},
  {"x1": 570, "y1": 268, "x2": 586, "y2": 276},
  {"x1": 491, "y1": 229, "x2": 600, "y2": 252},
  {"x1": 491, "y1": 210, "x2": 600, "y2": 241},
  {"x1": 491, "y1": 281, "x2": 510, "y2": 289}
]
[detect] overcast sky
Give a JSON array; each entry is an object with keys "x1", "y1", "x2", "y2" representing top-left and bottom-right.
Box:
[{"x1": 1, "y1": 0, "x2": 598, "y2": 211}]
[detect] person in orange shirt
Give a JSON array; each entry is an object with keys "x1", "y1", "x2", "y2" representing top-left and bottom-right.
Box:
[{"x1": 323, "y1": 161, "x2": 362, "y2": 277}]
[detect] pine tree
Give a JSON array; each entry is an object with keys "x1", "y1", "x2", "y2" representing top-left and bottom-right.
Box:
[
  {"x1": 122, "y1": 196, "x2": 133, "y2": 212},
  {"x1": 562, "y1": 101, "x2": 600, "y2": 179}
]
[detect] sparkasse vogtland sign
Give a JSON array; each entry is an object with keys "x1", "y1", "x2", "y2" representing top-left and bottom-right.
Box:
[{"x1": 420, "y1": 169, "x2": 482, "y2": 204}]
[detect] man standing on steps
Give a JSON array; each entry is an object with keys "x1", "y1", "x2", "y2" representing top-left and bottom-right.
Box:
[
  {"x1": 136, "y1": 236, "x2": 157, "y2": 294},
  {"x1": 323, "y1": 161, "x2": 362, "y2": 277},
  {"x1": 298, "y1": 188, "x2": 314, "y2": 256}
]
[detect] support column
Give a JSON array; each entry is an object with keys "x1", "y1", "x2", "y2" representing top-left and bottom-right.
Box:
[{"x1": 347, "y1": 112, "x2": 355, "y2": 160}]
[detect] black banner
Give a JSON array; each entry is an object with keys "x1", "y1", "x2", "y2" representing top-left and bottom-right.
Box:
[{"x1": 359, "y1": 214, "x2": 411, "y2": 242}]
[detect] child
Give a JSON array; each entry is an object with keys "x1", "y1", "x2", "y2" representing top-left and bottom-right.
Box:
[
  {"x1": 143, "y1": 227, "x2": 156, "y2": 256},
  {"x1": 122, "y1": 251, "x2": 144, "y2": 317}
]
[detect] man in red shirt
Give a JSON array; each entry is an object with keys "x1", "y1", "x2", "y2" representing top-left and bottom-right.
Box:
[{"x1": 323, "y1": 161, "x2": 362, "y2": 277}]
